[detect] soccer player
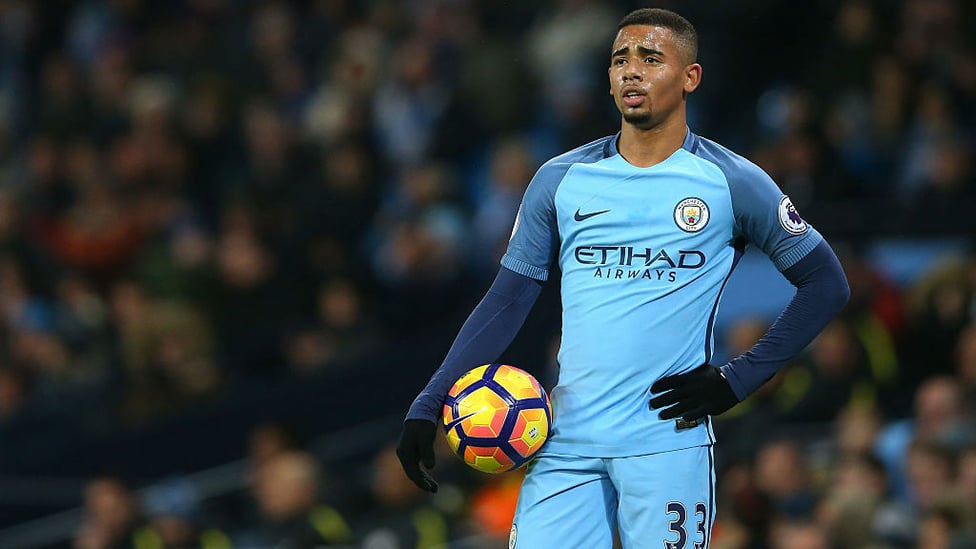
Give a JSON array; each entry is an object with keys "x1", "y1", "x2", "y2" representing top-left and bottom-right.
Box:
[{"x1": 397, "y1": 8, "x2": 850, "y2": 548}]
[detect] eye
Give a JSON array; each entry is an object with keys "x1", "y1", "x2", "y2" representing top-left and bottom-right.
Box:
[
  {"x1": 645, "y1": 57, "x2": 660, "y2": 64},
  {"x1": 613, "y1": 58, "x2": 626, "y2": 66}
]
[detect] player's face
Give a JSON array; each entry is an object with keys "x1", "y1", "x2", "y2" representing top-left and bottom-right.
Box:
[{"x1": 608, "y1": 25, "x2": 701, "y2": 130}]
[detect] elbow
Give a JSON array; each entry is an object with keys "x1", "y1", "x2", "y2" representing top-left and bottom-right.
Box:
[{"x1": 832, "y1": 273, "x2": 851, "y2": 314}]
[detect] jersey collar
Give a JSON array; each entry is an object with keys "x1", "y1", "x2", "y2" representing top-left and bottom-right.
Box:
[{"x1": 606, "y1": 127, "x2": 700, "y2": 158}]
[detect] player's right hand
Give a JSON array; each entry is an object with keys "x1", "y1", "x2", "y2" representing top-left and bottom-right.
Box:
[{"x1": 396, "y1": 419, "x2": 439, "y2": 493}]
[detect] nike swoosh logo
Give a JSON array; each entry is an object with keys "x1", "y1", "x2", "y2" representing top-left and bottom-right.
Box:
[
  {"x1": 444, "y1": 411, "x2": 479, "y2": 432},
  {"x1": 574, "y1": 208, "x2": 610, "y2": 221}
]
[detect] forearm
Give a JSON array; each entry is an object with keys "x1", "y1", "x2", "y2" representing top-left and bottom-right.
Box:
[
  {"x1": 406, "y1": 267, "x2": 544, "y2": 421},
  {"x1": 721, "y1": 240, "x2": 850, "y2": 400}
]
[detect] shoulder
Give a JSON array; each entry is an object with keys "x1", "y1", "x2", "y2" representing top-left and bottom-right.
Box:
[
  {"x1": 524, "y1": 136, "x2": 615, "y2": 201},
  {"x1": 537, "y1": 135, "x2": 615, "y2": 177},
  {"x1": 688, "y1": 135, "x2": 771, "y2": 188}
]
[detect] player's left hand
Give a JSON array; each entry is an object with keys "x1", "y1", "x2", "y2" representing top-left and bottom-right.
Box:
[{"x1": 649, "y1": 364, "x2": 739, "y2": 421}]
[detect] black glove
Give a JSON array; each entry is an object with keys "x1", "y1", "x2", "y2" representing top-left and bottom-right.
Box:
[
  {"x1": 649, "y1": 364, "x2": 739, "y2": 422},
  {"x1": 396, "y1": 419, "x2": 439, "y2": 493}
]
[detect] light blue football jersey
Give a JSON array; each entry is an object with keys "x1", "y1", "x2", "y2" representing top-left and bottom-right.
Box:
[{"x1": 501, "y1": 130, "x2": 822, "y2": 457}]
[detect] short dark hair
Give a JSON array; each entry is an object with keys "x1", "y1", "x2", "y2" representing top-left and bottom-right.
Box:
[{"x1": 617, "y1": 8, "x2": 698, "y2": 63}]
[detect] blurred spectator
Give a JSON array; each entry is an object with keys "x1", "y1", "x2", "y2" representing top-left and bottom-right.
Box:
[
  {"x1": 905, "y1": 440, "x2": 956, "y2": 511},
  {"x1": 431, "y1": 9, "x2": 534, "y2": 160},
  {"x1": 352, "y1": 444, "x2": 449, "y2": 549},
  {"x1": 954, "y1": 323, "x2": 976, "y2": 418},
  {"x1": 208, "y1": 203, "x2": 292, "y2": 377},
  {"x1": 916, "y1": 501, "x2": 976, "y2": 549},
  {"x1": 74, "y1": 477, "x2": 144, "y2": 549},
  {"x1": 838, "y1": 250, "x2": 903, "y2": 365},
  {"x1": 247, "y1": 2, "x2": 306, "y2": 113},
  {"x1": 30, "y1": 174, "x2": 145, "y2": 284},
  {"x1": 295, "y1": 139, "x2": 379, "y2": 278},
  {"x1": 525, "y1": 0, "x2": 618, "y2": 149},
  {"x1": 110, "y1": 280, "x2": 221, "y2": 423},
  {"x1": 302, "y1": 27, "x2": 383, "y2": 147},
  {"x1": 834, "y1": 403, "x2": 884, "y2": 459},
  {"x1": 236, "y1": 98, "x2": 311, "y2": 227},
  {"x1": 213, "y1": 421, "x2": 307, "y2": 530},
  {"x1": 711, "y1": 462, "x2": 773, "y2": 549},
  {"x1": 754, "y1": 440, "x2": 817, "y2": 519},
  {"x1": 237, "y1": 449, "x2": 353, "y2": 548},
  {"x1": 283, "y1": 276, "x2": 380, "y2": 373},
  {"x1": 370, "y1": 163, "x2": 468, "y2": 284},
  {"x1": 54, "y1": 272, "x2": 112, "y2": 358},
  {"x1": 0, "y1": 259, "x2": 110, "y2": 413},
  {"x1": 135, "y1": 219, "x2": 217, "y2": 304},
  {"x1": 816, "y1": 451, "x2": 914, "y2": 549},
  {"x1": 903, "y1": 259, "x2": 975, "y2": 385},
  {"x1": 247, "y1": 422, "x2": 304, "y2": 473},
  {"x1": 814, "y1": 0, "x2": 885, "y2": 182},
  {"x1": 774, "y1": 319, "x2": 873, "y2": 423},
  {"x1": 958, "y1": 445, "x2": 976, "y2": 505},
  {"x1": 876, "y1": 376, "x2": 974, "y2": 503},
  {"x1": 135, "y1": 477, "x2": 231, "y2": 549},
  {"x1": 769, "y1": 520, "x2": 831, "y2": 549},
  {"x1": 372, "y1": 34, "x2": 449, "y2": 171},
  {"x1": 0, "y1": 366, "x2": 28, "y2": 421},
  {"x1": 470, "y1": 136, "x2": 537, "y2": 274},
  {"x1": 368, "y1": 162, "x2": 472, "y2": 330},
  {"x1": 896, "y1": 82, "x2": 970, "y2": 199},
  {"x1": 0, "y1": 187, "x2": 53, "y2": 292}
]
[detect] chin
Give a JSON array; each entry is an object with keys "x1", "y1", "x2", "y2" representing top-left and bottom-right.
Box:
[{"x1": 623, "y1": 112, "x2": 654, "y2": 128}]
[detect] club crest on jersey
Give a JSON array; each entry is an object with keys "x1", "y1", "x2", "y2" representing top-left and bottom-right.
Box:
[
  {"x1": 778, "y1": 195, "x2": 807, "y2": 234},
  {"x1": 509, "y1": 524, "x2": 517, "y2": 549},
  {"x1": 674, "y1": 197, "x2": 709, "y2": 233}
]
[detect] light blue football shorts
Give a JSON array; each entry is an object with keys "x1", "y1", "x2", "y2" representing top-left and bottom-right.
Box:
[{"x1": 509, "y1": 444, "x2": 715, "y2": 549}]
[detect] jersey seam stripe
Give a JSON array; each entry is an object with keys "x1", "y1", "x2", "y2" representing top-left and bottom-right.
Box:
[
  {"x1": 516, "y1": 138, "x2": 610, "y2": 280},
  {"x1": 707, "y1": 445, "x2": 715, "y2": 549},
  {"x1": 684, "y1": 142, "x2": 740, "y2": 238},
  {"x1": 703, "y1": 247, "x2": 743, "y2": 363},
  {"x1": 689, "y1": 139, "x2": 824, "y2": 272}
]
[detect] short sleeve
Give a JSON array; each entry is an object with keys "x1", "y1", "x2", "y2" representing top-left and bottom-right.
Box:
[
  {"x1": 500, "y1": 160, "x2": 568, "y2": 281},
  {"x1": 726, "y1": 162, "x2": 823, "y2": 271},
  {"x1": 692, "y1": 138, "x2": 823, "y2": 271}
]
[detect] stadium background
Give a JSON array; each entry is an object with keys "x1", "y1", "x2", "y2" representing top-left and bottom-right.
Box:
[{"x1": 0, "y1": 0, "x2": 974, "y2": 547}]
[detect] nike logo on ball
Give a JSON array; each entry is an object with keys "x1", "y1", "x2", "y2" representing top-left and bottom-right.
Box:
[
  {"x1": 574, "y1": 208, "x2": 610, "y2": 221},
  {"x1": 444, "y1": 412, "x2": 478, "y2": 432}
]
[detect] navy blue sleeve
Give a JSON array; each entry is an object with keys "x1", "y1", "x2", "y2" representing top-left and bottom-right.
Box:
[
  {"x1": 405, "y1": 267, "x2": 544, "y2": 422},
  {"x1": 720, "y1": 240, "x2": 850, "y2": 400}
]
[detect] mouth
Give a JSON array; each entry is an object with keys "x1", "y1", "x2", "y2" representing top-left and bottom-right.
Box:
[{"x1": 621, "y1": 86, "x2": 646, "y2": 108}]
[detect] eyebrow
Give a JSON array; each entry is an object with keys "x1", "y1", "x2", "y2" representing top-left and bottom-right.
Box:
[{"x1": 611, "y1": 45, "x2": 665, "y2": 59}]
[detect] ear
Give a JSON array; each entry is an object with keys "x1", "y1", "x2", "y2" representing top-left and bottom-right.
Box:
[{"x1": 684, "y1": 63, "x2": 702, "y2": 94}]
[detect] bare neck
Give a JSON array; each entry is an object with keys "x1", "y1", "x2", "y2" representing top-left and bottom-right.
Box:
[{"x1": 617, "y1": 114, "x2": 688, "y2": 168}]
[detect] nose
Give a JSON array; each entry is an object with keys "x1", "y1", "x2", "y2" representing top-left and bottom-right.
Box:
[{"x1": 622, "y1": 63, "x2": 642, "y2": 81}]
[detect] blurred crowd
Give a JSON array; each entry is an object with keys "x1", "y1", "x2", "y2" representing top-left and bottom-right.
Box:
[{"x1": 0, "y1": 0, "x2": 973, "y2": 548}]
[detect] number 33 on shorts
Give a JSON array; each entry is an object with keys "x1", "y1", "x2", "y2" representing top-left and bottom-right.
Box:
[{"x1": 664, "y1": 501, "x2": 708, "y2": 549}]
